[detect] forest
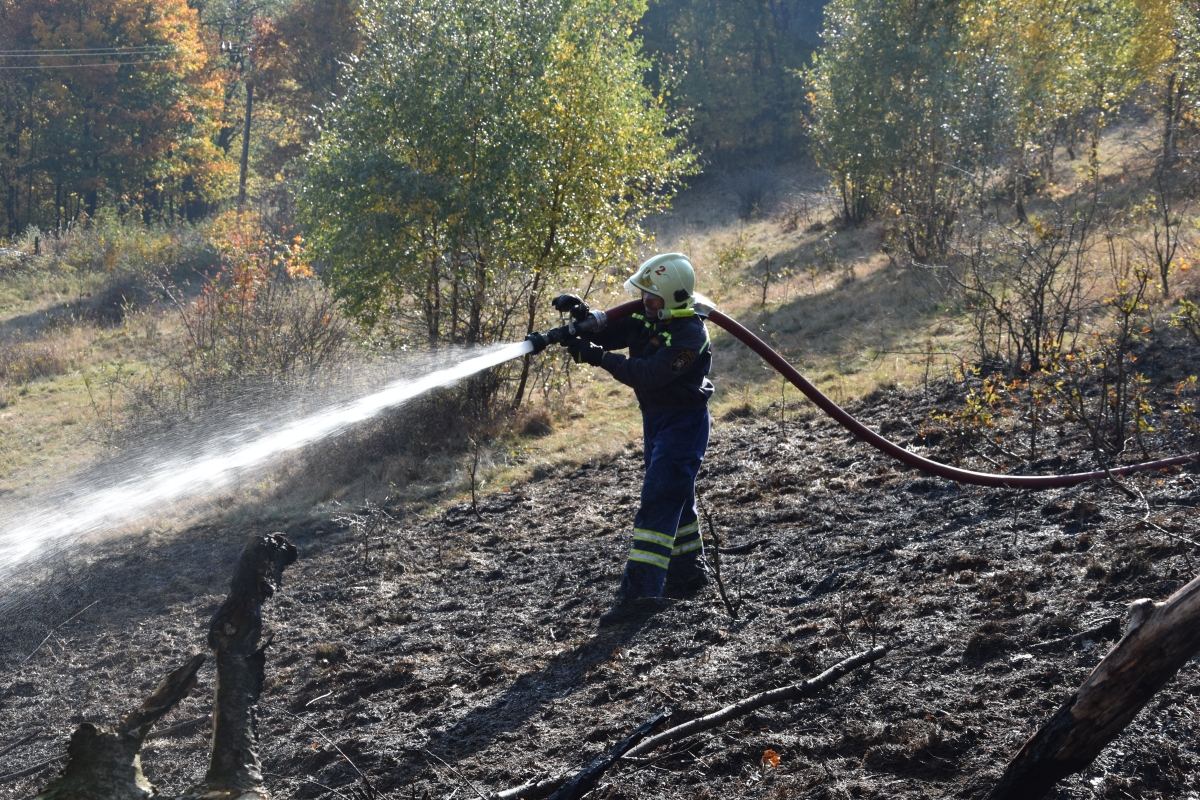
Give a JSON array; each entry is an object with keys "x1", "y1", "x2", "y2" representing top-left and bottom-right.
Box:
[{"x1": 0, "y1": 0, "x2": 823, "y2": 232}]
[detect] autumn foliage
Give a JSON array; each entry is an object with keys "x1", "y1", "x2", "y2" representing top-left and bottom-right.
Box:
[
  {"x1": 0, "y1": 0, "x2": 363, "y2": 235},
  {"x1": 0, "y1": 0, "x2": 226, "y2": 230},
  {"x1": 164, "y1": 210, "x2": 345, "y2": 395}
]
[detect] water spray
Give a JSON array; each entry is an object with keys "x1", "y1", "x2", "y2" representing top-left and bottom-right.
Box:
[{"x1": 0, "y1": 342, "x2": 532, "y2": 573}]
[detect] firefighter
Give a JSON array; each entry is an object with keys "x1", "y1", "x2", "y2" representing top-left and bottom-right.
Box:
[{"x1": 556, "y1": 253, "x2": 713, "y2": 626}]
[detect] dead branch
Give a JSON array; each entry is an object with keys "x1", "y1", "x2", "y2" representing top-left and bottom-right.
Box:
[
  {"x1": 424, "y1": 748, "x2": 490, "y2": 800},
  {"x1": 0, "y1": 757, "x2": 64, "y2": 785},
  {"x1": 699, "y1": 500, "x2": 740, "y2": 619},
  {"x1": 491, "y1": 774, "x2": 568, "y2": 800},
  {"x1": 34, "y1": 653, "x2": 206, "y2": 800},
  {"x1": 717, "y1": 538, "x2": 769, "y2": 555},
  {"x1": 623, "y1": 645, "x2": 890, "y2": 759},
  {"x1": 1026, "y1": 617, "x2": 1120, "y2": 654},
  {"x1": 0, "y1": 731, "x2": 40, "y2": 759},
  {"x1": 145, "y1": 715, "x2": 211, "y2": 741},
  {"x1": 989, "y1": 574, "x2": 1200, "y2": 800},
  {"x1": 546, "y1": 708, "x2": 673, "y2": 800},
  {"x1": 19, "y1": 601, "x2": 99, "y2": 666},
  {"x1": 285, "y1": 710, "x2": 379, "y2": 799}
]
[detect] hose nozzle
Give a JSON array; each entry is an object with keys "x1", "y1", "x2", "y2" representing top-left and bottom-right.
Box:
[{"x1": 526, "y1": 309, "x2": 608, "y2": 354}]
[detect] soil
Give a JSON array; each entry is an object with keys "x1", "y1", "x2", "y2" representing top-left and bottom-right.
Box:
[{"x1": 2, "y1": 381, "x2": 1200, "y2": 800}]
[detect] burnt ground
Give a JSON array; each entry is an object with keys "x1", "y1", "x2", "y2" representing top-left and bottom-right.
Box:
[{"x1": 2, "y1": 382, "x2": 1200, "y2": 800}]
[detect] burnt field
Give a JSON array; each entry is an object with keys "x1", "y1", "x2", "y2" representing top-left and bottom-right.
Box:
[{"x1": 2, "y1": 384, "x2": 1199, "y2": 800}]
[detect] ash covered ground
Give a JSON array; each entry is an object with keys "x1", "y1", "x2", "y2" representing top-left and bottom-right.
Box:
[{"x1": 2, "y1": 385, "x2": 1200, "y2": 800}]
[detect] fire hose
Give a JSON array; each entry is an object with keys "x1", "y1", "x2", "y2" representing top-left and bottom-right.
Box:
[{"x1": 530, "y1": 299, "x2": 1198, "y2": 489}]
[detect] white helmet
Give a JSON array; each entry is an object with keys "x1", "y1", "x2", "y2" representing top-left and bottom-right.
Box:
[{"x1": 624, "y1": 253, "x2": 695, "y2": 313}]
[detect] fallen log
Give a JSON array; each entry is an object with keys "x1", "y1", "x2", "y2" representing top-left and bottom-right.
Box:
[
  {"x1": 623, "y1": 645, "x2": 890, "y2": 760},
  {"x1": 989, "y1": 574, "x2": 1200, "y2": 800},
  {"x1": 545, "y1": 709, "x2": 673, "y2": 800}
]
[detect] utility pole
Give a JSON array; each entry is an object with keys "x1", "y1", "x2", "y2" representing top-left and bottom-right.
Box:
[
  {"x1": 222, "y1": 38, "x2": 253, "y2": 214},
  {"x1": 238, "y1": 75, "x2": 252, "y2": 213}
]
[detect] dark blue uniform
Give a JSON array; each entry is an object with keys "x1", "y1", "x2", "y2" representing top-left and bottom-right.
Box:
[{"x1": 587, "y1": 311, "x2": 714, "y2": 598}]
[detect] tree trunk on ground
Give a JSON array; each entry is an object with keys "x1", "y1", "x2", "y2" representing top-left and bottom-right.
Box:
[
  {"x1": 33, "y1": 533, "x2": 296, "y2": 800},
  {"x1": 989, "y1": 573, "x2": 1200, "y2": 800},
  {"x1": 34, "y1": 656, "x2": 206, "y2": 800}
]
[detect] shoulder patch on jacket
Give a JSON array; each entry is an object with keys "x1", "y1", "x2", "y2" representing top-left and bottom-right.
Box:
[{"x1": 670, "y1": 350, "x2": 696, "y2": 373}]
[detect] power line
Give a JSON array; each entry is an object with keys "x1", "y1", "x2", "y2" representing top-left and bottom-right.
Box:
[
  {"x1": 0, "y1": 59, "x2": 179, "y2": 70},
  {"x1": 0, "y1": 46, "x2": 177, "y2": 57}
]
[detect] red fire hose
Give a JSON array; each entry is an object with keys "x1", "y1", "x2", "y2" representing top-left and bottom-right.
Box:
[{"x1": 601, "y1": 299, "x2": 1198, "y2": 489}]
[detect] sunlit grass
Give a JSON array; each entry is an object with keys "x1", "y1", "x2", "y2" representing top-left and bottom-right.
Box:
[{"x1": 4, "y1": 122, "x2": 1198, "y2": 533}]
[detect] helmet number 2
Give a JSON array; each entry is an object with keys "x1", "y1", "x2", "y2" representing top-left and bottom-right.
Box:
[{"x1": 654, "y1": 265, "x2": 667, "y2": 275}]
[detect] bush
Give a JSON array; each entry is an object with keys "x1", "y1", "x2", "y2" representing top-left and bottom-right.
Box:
[
  {"x1": 117, "y1": 212, "x2": 350, "y2": 428},
  {"x1": 16, "y1": 214, "x2": 209, "y2": 278},
  {"x1": 3, "y1": 214, "x2": 213, "y2": 326},
  {"x1": 0, "y1": 338, "x2": 69, "y2": 384}
]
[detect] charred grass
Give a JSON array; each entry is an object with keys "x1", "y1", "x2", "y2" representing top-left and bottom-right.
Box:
[{"x1": 2, "y1": 383, "x2": 1199, "y2": 799}]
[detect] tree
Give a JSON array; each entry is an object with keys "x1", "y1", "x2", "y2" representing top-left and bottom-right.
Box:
[
  {"x1": 252, "y1": 0, "x2": 362, "y2": 179},
  {"x1": 639, "y1": 0, "x2": 819, "y2": 159},
  {"x1": 0, "y1": 0, "x2": 227, "y2": 230},
  {"x1": 298, "y1": 0, "x2": 693, "y2": 405},
  {"x1": 1146, "y1": 1, "x2": 1200, "y2": 172},
  {"x1": 808, "y1": 0, "x2": 1002, "y2": 251},
  {"x1": 808, "y1": 0, "x2": 1172, "y2": 250}
]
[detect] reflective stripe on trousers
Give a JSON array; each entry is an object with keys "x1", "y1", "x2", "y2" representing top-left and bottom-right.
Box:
[{"x1": 621, "y1": 408, "x2": 711, "y2": 598}]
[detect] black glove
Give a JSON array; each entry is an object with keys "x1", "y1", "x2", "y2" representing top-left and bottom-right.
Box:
[
  {"x1": 552, "y1": 293, "x2": 590, "y2": 321},
  {"x1": 564, "y1": 337, "x2": 604, "y2": 366}
]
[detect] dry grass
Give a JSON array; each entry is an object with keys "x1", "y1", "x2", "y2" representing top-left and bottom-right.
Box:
[
  {"x1": 3, "y1": 119, "x2": 1197, "y2": 531},
  {"x1": 0, "y1": 337, "x2": 71, "y2": 385}
]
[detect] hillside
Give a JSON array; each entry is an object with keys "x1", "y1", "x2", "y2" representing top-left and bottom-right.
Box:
[{"x1": 2, "y1": 380, "x2": 1199, "y2": 799}]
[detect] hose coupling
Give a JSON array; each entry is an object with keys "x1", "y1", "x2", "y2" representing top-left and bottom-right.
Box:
[{"x1": 527, "y1": 310, "x2": 608, "y2": 355}]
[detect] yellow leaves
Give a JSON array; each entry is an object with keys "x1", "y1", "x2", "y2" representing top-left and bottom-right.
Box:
[
  {"x1": 1030, "y1": 219, "x2": 1064, "y2": 241},
  {"x1": 761, "y1": 749, "x2": 781, "y2": 768}
]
